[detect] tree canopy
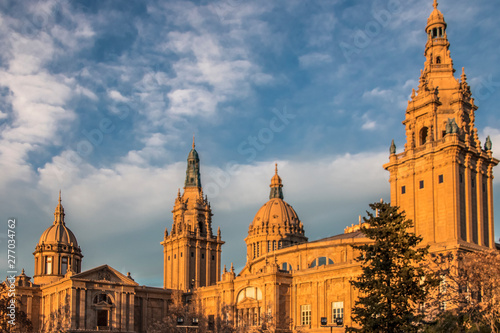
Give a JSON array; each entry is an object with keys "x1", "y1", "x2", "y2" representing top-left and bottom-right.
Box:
[{"x1": 347, "y1": 201, "x2": 439, "y2": 333}]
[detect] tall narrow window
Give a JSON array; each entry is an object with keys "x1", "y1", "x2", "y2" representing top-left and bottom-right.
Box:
[
  {"x1": 420, "y1": 127, "x2": 428, "y2": 145},
  {"x1": 332, "y1": 301, "x2": 344, "y2": 324},
  {"x1": 45, "y1": 256, "x2": 52, "y2": 275},
  {"x1": 273, "y1": 240, "x2": 277, "y2": 251},
  {"x1": 61, "y1": 257, "x2": 68, "y2": 275},
  {"x1": 401, "y1": 186, "x2": 406, "y2": 194},
  {"x1": 419, "y1": 180, "x2": 424, "y2": 189},
  {"x1": 300, "y1": 305, "x2": 311, "y2": 326},
  {"x1": 438, "y1": 175, "x2": 444, "y2": 183}
]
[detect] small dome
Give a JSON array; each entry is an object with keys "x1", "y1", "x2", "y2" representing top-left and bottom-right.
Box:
[
  {"x1": 248, "y1": 165, "x2": 304, "y2": 236},
  {"x1": 38, "y1": 223, "x2": 79, "y2": 248},
  {"x1": 188, "y1": 148, "x2": 199, "y2": 160},
  {"x1": 250, "y1": 198, "x2": 302, "y2": 233},
  {"x1": 426, "y1": 0, "x2": 446, "y2": 30},
  {"x1": 38, "y1": 192, "x2": 79, "y2": 248}
]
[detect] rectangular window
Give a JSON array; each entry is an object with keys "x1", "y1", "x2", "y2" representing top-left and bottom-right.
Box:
[
  {"x1": 331, "y1": 301, "x2": 344, "y2": 323},
  {"x1": 61, "y1": 257, "x2": 68, "y2": 275},
  {"x1": 419, "y1": 180, "x2": 424, "y2": 189},
  {"x1": 180, "y1": 252, "x2": 183, "y2": 258},
  {"x1": 191, "y1": 252, "x2": 194, "y2": 257},
  {"x1": 401, "y1": 185, "x2": 406, "y2": 194},
  {"x1": 45, "y1": 256, "x2": 52, "y2": 275},
  {"x1": 201, "y1": 253, "x2": 205, "y2": 259},
  {"x1": 273, "y1": 240, "x2": 277, "y2": 251},
  {"x1": 212, "y1": 255, "x2": 215, "y2": 260},
  {"x1": 300, "y1": 304, "x2": 311, "y2": 326},
  {"x1": 267, "y1": 241, "x2": 271, "y2": 252},
  {"x1": 174, "y1": 254, "x2": 176, "y2": 259},
  {"x1": 438, "y1": 175, "x2": 443, "y2": 183},
  {"x1": 257, "y1": 243, "x2": 260, "y2": 257}
]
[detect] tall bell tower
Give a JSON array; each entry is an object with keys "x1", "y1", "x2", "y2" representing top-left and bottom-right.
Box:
[
  {"x1": 161, "y1": 138, "x2": 224, "y2": 291},
  {"x1": 383, "y1": 1, "x2": 498, "y2": 251}
]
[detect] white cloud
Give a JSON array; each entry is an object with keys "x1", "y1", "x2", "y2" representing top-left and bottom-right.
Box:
[
  {"x1": 299, "y1": 52, "x2": 333, "y2": 68},
  {"x1": 108, "y1": 90, "x2": 130, "y2": 102}
]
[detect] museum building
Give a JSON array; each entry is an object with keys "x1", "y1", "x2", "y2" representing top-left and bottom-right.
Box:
[{"x1": 7, "y1": 2, "x2": 499, "y2": 332}]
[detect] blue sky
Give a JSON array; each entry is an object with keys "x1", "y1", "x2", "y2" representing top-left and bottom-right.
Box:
[{"x1": 1, "y1": 0, "x2": 500, "y2": 287}]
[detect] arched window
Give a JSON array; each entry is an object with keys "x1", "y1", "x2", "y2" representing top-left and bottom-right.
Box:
[
  {"x1": 281, "y1": 262, "x2": 292, "y2": 272},
  {"x1": 309, "y1": 257, "x2": 334, "y2": 268},
  {"x1": 433, "y1": 28, "x2": 437, "y2": 38},
  {"x1": 436, "y1": 56, "x2": 441, "y2": 64},
  {"x1": 94, "y1": 293, "x2": 113, "y2": 305},
  {"x1": 420, "y1": 127, "x2": 428, "y2": 145}
]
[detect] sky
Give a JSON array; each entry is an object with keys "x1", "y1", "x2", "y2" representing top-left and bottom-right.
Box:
[{"x1": 1, "y1": 0, "x2": 500, "y2": 288}]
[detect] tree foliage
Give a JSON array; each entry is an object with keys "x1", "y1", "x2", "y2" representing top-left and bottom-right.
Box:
[
  {"x1": 347, "y1": 201, "x2": 439, "y2": 333},
  {"x1": 0, "y1": 282, "x2": 33, "y2": 333},
  {"x1": 423, "y1": 249, "x2": 500, "y2": 333}
]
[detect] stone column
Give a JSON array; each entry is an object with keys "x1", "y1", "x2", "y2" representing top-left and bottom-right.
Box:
[
  {"x1": 464, "y1": 155, "x2": 472, "y2": 243},
  {"x1": 476, "y1": 161, "x2": 484, "y2": 246},
  {"x1": 79, "y1": 289, "x2": 86, "y2": 329},
  {"x1": 70, "y1": 288, "x2": 77, "y2": 330}
]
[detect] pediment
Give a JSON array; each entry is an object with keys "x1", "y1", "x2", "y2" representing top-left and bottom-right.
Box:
[{"x1": 71, "y1": 265, "x2": 138, "y2": 286}]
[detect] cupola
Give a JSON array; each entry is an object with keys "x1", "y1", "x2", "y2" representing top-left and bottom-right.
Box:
[
  {"x1": 244, "y1": 165, "x2": 307, "y2": 262},
  {"x1": 33, "y1": 192, "x2": 83, "y2": 285}
]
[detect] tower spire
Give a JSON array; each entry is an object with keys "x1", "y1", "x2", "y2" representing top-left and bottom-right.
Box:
[
  {"x1": 54, "y1": 190, "x2": 65, "y2": 225},
  {"x1": 269, "y1": 163, "x2": 284, "y2": 199},
  {"x1": 433, "y1": 0, "x2": 438, "y2": 9},
  {"x1": 184, "y1": 140, "x2": 202, "y2": 188}
]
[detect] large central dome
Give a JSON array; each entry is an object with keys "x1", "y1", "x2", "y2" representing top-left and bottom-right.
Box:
[{"x1": 245, "y1": 165, "x2": 307, "y2": 261}]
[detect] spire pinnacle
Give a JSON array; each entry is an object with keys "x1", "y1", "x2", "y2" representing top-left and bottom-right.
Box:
[
  {"x1": 185, "y1": 140, "x2": 201, "y2": 188},
  {"x1": 433, "y1": 0, "x2": 438, "y2": 9},
  {"x1": 54, "y1": 191, "x2": 65, "y2": 225},
  {"x1": 461, "y1": 67, "x2": 467, "y2": 82},
  {"x1": 269, "y1": 164, "x2": 284, "y2": 199}
]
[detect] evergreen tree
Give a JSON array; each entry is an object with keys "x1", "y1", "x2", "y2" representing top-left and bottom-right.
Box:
[{"x1": 347, "y1": 201, "x2": 439, "y2": 333}]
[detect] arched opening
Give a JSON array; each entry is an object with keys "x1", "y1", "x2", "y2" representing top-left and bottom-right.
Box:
[
  {"x1": 309, "y1": 257, "x2": 334, "y2": 268},
  {"x1": 236, "y1": 287, "x2": 263, "y2": 328},
  {"x1": 93, "y1": 293, "x2": 113, "y2": 330},
  {"x1": 436, "y1": 56, "x2": 441, "y2": 64},
  {"x1": 420, "y1": 127, "x2": 429, "y2": 145},
  {"x1": 432, "y1": 28, "x2": 437, "y2": 38}
]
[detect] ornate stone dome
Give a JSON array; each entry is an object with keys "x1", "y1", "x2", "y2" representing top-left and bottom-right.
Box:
[
  {"x1": 245, "y1": 165, "x2": 307, "y2": 258},
  {"x1": 37, "y1": 192, "x2": 79, "y2": 248}
]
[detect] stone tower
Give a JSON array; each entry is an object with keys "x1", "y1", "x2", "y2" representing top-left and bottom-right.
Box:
[
  {"x1": 33, "y1": 192, "x2": 83, "y2": 285},
  {"x1": 162, "y1": 139, "x2": 224, "y2": 291},
  {"x1": 383, "y1": 1, "x2": 498, "y2": 251},
  {"x1": 244, "y1": 164, "x2": 307, "y2": 264}
]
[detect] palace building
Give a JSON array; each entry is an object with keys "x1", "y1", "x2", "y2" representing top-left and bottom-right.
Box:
[{"x1": 6, "y1": 1, "x2": 498, "y2": 332}]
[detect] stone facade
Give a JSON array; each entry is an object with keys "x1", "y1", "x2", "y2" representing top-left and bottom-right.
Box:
[{"x1": 3, "y1": 2, "x2": 498, "y2": 333}]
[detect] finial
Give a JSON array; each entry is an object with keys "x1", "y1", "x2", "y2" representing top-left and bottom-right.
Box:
[
  {"x1": 269, "y1": 164, "x2": 284, "y2": 199},
  {"x1": 433, "y1": 0, "x2": 438, "y2": 9},
  {"x1": 461, "y1": 67, "x2": 467, "y2": 82},
  {"x1": 223, "y1": 264, "x2": 227, "y2": 273},
  {"x1": 485, "y1": 136, "x2": 492, "y2": 151},
  {"x1": 230, "y1": 262, "x2": 234, "y2": 273},
  {"x1": 59, "y1": 190, "x2": 61, "y2": 204},
  {"x1": 390, "y1": 139, "x2": 396, "y2": 155},
  {"x1": 21, "y1": 268, "x2": 25, "y2": 275},
  {"x1": 192, "y1": 134, "x2": 195, "y2": 149}
]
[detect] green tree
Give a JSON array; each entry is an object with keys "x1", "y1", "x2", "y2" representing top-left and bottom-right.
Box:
[{"x1": 347, "y1": 201, "x2": 439, "y2": 333}]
